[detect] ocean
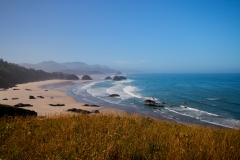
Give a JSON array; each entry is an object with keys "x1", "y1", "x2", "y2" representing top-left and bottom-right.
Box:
[{"x1": 66, "y1": 73, "x2": 240, "y2": 129}]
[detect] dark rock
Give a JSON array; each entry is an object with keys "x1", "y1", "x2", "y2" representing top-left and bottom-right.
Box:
[
  {"x1": 83, "y1": 104, "x2": 99, "y2": 107},
  {"x1": 82, "y1": 75, "x2": 92, "y2": 80},
  {"x1": 119, "y1": 76, "x2": 127, "y2": 80},
  {"x1": 12, "y1": 98, "x2": 19, "y2": 100},
  {"x1": 3, "y1": 98, "x2": 8, "y2": 100},
  {"x1": 66, "y1": 74, "x2": 79, "y2": 80},
  {"x1": 37, "y1": 96, "x2": 44, "y2": 99},
  {"x1": 0, "y1": 104, "x2": 37, "y2": 118},
  {"x1": 13, "y1": 88, "x2": 19, "y2": 90},
  {"x1": 145, "y1": 99, "x2": 156, "y2": 103},
  {"x1": 90, "y1": 104, "x2": 100, "y2": 107},
  {"x1": 109, "y1": 94, "x2": 120, "y2": 97},
  {"x1": 67, "y1": 108, "x2": 91, "y2": 114},
  {"x1": 105, "y1": 76, "x2": 112, "y2": 80},
  {"x1": 29, "y1": 96, "x2": 36, "y2": 99},
  {"x1": 25, "y1": 89, "x2": 32, "y2": 91},
  {"x1": 113, "y1": 76, "x2": 121, "y2": 81},
  {"x1": 14, "y1": 103, "x2": 33, "y2": 107},
  {"x1": 80, "y1": 110, "x2": 91, "y2": 114},
  {"x1": 45, "y1": 90, "x2": 48, "y2": 91},
  {"x1": 67, "y1": 108, "x2": 78, "y2": 111},
  {"x1": 49, "y1": 104, "x2": 65, "y2": 106}
]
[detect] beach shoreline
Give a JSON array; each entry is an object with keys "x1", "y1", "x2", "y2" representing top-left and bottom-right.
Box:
[
  {"x1": 0, "y1": 77, "x2": 127, "y2": 117},
  {"x1": 0, "y1": 75, "x2": 229, "y2": 129}
]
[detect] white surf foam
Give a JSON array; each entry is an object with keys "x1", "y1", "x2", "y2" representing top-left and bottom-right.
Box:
[
  {"x1": 179, "y1": 105, "x2": 219, "y2": 116},
  {"x1": 165, "y1": 106, "x2": 240, "y2": 129},
  {"x1": 123, "y1": 86, "x2": 142, "y2": 98},
  {"x1": 106, "y1": 84, "x2": 132, "y2": 99},
  {"x1": 112, "y1": 79, "x2": 134, "y2": 84},
  {"x1": 207, "y1": 98, "x2": 221, "y2": 101}
]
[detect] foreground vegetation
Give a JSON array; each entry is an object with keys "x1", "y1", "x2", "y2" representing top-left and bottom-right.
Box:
[
  {"x1": 0, "y1": 59, "x2": 79, "y2": 88},
  {"x1": 0, "y1": 114, "x2": 240, "y2": 160}
]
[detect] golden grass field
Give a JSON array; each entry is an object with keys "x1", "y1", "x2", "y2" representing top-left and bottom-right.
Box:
[{"x1": 0, "y1": 114, "x2": 240, "y2": 160}]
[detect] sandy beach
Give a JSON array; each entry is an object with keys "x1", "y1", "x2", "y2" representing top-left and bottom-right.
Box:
[{"x1": 0, "y1": 78, "x2": 127, "y2": 116}]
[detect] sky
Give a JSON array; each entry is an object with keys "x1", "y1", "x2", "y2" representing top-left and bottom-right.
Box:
[{"x1": 0, "y1": 0, "x2": 240, "y2": 73}]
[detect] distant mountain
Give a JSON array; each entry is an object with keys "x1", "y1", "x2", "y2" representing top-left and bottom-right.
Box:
[
  {"x1": 19, "y1": 61, "x2": 117, "y2": 74},
  {"x1": 62, "y1": 62, "x2": 89, "y2": 70},
  {"x1": 21, "y1": 61, "x2": 68, "y2": 72}
]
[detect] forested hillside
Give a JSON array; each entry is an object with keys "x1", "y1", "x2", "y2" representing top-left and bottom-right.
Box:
[{"x1": 0, "y1": 59, "x2": 79, "y2": 88}]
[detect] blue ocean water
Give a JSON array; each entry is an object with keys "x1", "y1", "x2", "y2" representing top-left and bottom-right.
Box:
[{"x1": 66, "y1": 73, "x2": 240, "y2": 129}]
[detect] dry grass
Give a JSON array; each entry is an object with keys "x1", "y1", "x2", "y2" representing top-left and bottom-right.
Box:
[{"x1": 0, "y1": 114, "x2": 240, "y2": 160}]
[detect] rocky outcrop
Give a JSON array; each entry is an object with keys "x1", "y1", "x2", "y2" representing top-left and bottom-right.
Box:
[
  {"x1": 109, "y1": 94, "x2": 120, "y2": 97},
  {"x1": 82, "y1": 75, "x2": 92, "y2": 80},
  {"x1": 113, "y1": 76, "x2": 127, "y2": 81},
  {"x1": 66, "y1": 74, "x2": 79, "y2": 80},
  {"x1": 49, "y1": 104, "x2": 65, "y2": 106},
  {"x1": 14, "y1": 103, "x2": 33, "y2": 107},
  {"x1": 67, "y1": 108, "x2": 91, "y2": 114},
  {"x1": 29, "y1": 96, "x2": 36, "y2": 99},
  {"x1": 0, "y1": 104, "x2": 37, "y2": 118},
  {"x1": 83, "y1": 104, "x2": 100, "y2": 107},
  {"x1": 113, "y1": 76, "x2": 122, "y2": 81},
  {"x1": 105, "y1": 76, "x2": 112, "y2": 80},
  {"x1": 119, "y1": 76, "x2": 127, "y2": 80}
]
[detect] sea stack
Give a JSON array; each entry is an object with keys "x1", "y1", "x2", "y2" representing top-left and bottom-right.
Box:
[
  {"x1": 82, "y1": 75, "x2": 92, "y2": 80},
  {"x1": 113, "y1": 76, "x2": 122, "y2": 81},
  {"x1": 112, "y1": 76, "x2": 127, "y2": 81},
  {"x1": 105, "y1": 76, "x2": 112, "y2": 80}
]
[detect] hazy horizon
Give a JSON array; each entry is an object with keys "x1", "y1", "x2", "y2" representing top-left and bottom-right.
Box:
[{"x1": 0, "y1": 0, "x2": 239, "y2": 73}]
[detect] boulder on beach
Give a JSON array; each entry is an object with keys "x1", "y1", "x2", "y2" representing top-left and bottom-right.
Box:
[
  {"x1": 82, "y1": 75, "x2": 92, "y2": 80},
  {"x1": 14, "y1": 103, "x2": 33, "y2": 107},
  {"x1": 105, "y1": 76, "x2": 112, "y2": 80},
  {"x1": 67, "y1": 108, "x2": 91, "y2": 114},
  {"x1": 49, "y1": 104, "x2": 65, "y2": 106},
  {"x1": 29, "y1": 96, "x2": 36, "y2": 99},
  {"x1": 83, "y1": 104, "x2": 100, "y2": 107},
  {"x1": 109, "y1": 94, "x2": 120, "y2": 97}
]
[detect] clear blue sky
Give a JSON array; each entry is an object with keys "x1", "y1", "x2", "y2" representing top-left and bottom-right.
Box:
[{"x1": 0, "y1": 0, "x2": 239, "y2": 73}]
